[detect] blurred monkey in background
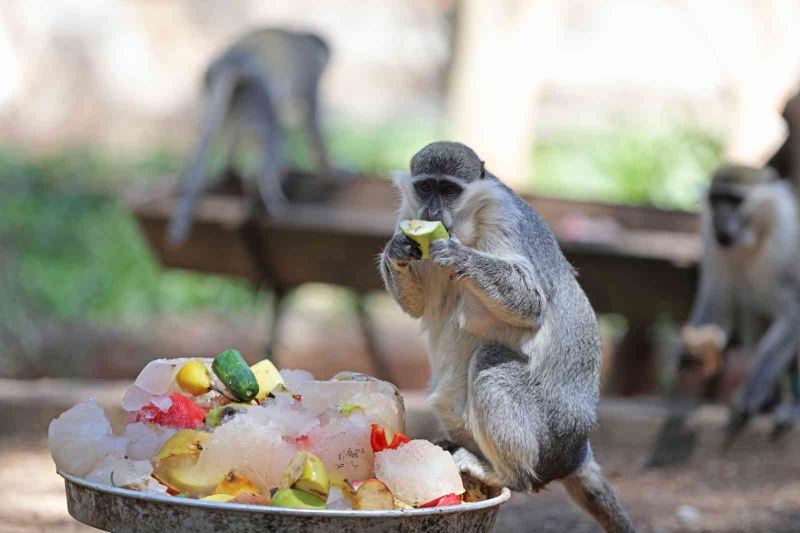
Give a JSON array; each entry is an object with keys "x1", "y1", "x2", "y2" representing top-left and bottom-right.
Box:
[
  {"x1": 168, "y1": 28, "x2": 335, "y2": 243},
  {"x1": 682, "y1": 164, "x2": 800, "y2": 441}
]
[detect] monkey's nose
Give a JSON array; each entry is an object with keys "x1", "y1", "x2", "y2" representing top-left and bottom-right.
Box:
[{"x1": 715, "y1": 230, "x2": 734, "y2": 248}]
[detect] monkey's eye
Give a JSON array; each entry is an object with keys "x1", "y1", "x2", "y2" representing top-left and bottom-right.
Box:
[
  {"x1": 442, "y1": 184, "x2": 459, "y2": 195},
  {"x1": 416, "y1": 182, "x2": 433, "y2": 194}
]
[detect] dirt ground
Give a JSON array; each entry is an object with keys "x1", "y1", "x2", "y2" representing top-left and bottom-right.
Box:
[{"x1": 2, "y1": 380, "x2": 799, "y2": 533}]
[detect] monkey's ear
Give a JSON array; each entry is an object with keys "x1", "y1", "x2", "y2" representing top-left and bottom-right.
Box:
[{"x1": 480, "y1": 160, "x2": 486, "y2": 179}]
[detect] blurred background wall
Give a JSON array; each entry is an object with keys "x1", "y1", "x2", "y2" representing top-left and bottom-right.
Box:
[{"x1": 1, "y1": 0, "x2": 799, "y2": 186}]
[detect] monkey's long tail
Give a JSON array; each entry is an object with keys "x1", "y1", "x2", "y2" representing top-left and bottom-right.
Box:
[
  {"x1": 560, "y1": 447, "x2": 636, "y2": 533},
  {"x1": 168, "y1": 65, "x2": 240, "y2": 244}
]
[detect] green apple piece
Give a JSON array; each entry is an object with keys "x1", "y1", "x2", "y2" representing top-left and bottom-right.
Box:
[
  {"x1": 282, "y1": 451, "x2": 329, "y2": 500},
  {"x1": 271, "y1": 488, "x2": 326, "y2": 510},
  {"x1": 204, "y1": 403, "x2": 250, "y2": 428},
  {"x1": 399, "y1": 219, "x2": 449, "y2": 259}
]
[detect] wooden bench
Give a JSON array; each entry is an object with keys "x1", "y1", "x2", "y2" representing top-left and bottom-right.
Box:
[{"x1": 129, "y1": 173, "x2": 701, "y2": 394}]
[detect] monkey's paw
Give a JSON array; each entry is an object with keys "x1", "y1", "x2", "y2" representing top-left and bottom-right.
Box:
[
  {"x1": 429, "y1": 238, "x2": 470, "y2": 276},
  {"x1": 450, "y1": 447, "x2": 505, "y2": 488}
]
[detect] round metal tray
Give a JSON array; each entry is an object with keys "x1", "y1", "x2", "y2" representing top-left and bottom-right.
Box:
[{"x1": 60, "y1": 471, "x2": 511, "y2": 533}]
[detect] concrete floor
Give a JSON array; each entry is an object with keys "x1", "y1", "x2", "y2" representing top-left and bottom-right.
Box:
[{"x1": 3, "y1": 379, "x2": 800, "y2": 532}]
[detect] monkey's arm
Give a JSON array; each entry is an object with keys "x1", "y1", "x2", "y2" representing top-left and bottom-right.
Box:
[
  {"x1": 682, "y1": 255, "x2": 736, "y2": 375},
  {"x1": 429, "y1": 239, "x2": 543, "y2": 328},
  {"x1": 380, "y1": 234, "x2": 426, "y2": 318}
]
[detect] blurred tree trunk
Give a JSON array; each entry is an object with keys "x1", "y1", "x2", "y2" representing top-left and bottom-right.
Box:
[{"x1": 446, "y1": 0, "x2": 564, "y2": 191}]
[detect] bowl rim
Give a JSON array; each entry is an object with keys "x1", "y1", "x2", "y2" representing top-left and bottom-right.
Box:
[{"x1": 59, "y1": 470, "x2": 511, "y2": 517}]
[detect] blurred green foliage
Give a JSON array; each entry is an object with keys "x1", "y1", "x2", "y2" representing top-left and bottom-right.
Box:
[
  {"x1": 0, "y1": 123, "x2": 722, "y2": 331},
  {"x1": 532, "y1": 127, "x2": 724, "y2": 210},
  {"x1": 0, "y1": 146, "x2": 258, "y2": 328}
]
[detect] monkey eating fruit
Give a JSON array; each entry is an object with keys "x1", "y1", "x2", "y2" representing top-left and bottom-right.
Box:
[
  {"x1": 399, "y1": 219, "x2": 449, "y2": 259},
  {"x1": 380, "y1": 141, "x2": 635, "y2": 533}
]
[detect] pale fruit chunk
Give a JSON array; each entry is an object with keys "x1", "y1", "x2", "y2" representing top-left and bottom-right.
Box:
[
  {"x1": 123, "y1": 422, "x2": 177, "y2": 461},
  {"x1": 374, "y1": 440, "x2": 465, "y2": 506},
  {"x1": 86, "y1": 456, "x2": 153, "y2": 489},
  {"x1": 282, "y1": 451, "x2": 329, "y2": 500},
  {"x1": 280, "y1": 369, "x2": 314, "y2": 390},
  {"x1": 251, "y1": 359, "x2": 286, "y2": 400},
  {"x1": 307, "y1": 412, "x2": 374, "y2": 481},
  {"x1": 353, "y1": 478, "x2": 395, "y2": 510},
  {"x1": 48, "y1": 399, "x2": 127, "y2": 476},
  {"x1": 399, "y1": 219, "x2": 449, "y2": 259},
  {"x1": 195, "y1": 413, "x2": 296, "y2": 494},
  {"x1": 272, "y1": 488, "x2": 326, "y2": 509}
]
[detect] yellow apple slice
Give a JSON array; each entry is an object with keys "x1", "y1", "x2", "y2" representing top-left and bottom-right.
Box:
[
  {"x1": 250, "y1": 359, "x2": 286, "y2": 401},
  {"x1": 281, "y1": 451, "x2": 329, "y2": 500},
  {"x1": 353, "y1": 478, "x2": 395, "y2": 510}
]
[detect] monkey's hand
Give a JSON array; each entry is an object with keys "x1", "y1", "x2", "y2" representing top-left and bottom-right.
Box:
[
  {"x1": 429, "y1": 238, "x2": 472, "y2": 278},
  {"x1": 384, "y1": 233, "x2": 422, "y2": 267},
  {"x1": 682, "y1": 324, "x2": 727, "y2": 377}
]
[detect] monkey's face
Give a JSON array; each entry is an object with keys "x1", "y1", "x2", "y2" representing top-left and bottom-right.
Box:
[
  {"x1": 708, "y1": 186, "x2": 753, "y2": 249},
  {"x1": 411, "y1": 175, "x2": 466, "y2": 230}
]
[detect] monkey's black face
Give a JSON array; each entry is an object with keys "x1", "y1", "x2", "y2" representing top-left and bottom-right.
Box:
[
  {"x1": 412, "y1": 176, "x2": 464, "y2": 230},
  {"x1": 709, "y1": 190, "x2": 746, "y2": 248}
]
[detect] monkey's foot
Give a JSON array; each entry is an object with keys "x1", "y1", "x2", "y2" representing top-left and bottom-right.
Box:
[
  {"x1": 770, "y1": 403, "x2": 800, "y2": 441},
  {"x1": 450, "y1": 447, "x2": 505, "y2": 488}
]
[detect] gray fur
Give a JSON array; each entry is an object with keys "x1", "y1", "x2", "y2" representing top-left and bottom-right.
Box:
[{"x1": 380, "y1": 141, "x2": 635, "y2": 532}]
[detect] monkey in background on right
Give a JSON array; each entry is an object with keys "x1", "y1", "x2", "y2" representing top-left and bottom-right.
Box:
[{"x1": 682, "y1": 163, "x2": 800, "y2": 442}]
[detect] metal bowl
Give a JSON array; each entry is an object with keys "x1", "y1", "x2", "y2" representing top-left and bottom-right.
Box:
[{"x1": 60, "y1": 471, "x2": 511, "y2": 533}]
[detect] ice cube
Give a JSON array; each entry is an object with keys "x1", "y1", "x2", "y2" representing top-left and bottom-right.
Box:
[
  {"x1": 250, "y1": 398, "x2": 319, "y2": 438},
  {"x1": 374, "y1": 440, "x2": 465, "y2": 506},
  {"x1": 86, "y1": 456, "x2": 153, "y2": 488},
  {"x1": 133, "y1": 358, "x2": 189, "y2": 395},
  {"x1": 196, "y1": 412, "x2": 296, "y2": 493},
  {"x1": 280, "y1": 369, "x2": 314, "y2": 390},
  {"x1": 123, "y1": 422, "x2": 177, "y2": 461},
  {"x1": 121, "y1": 385, "x2": 154, "y2": 412},
  {"x1": 295, "y1": 379, "x2": 404, "y2": 436},
  {"x1": 326, "y1": 485, "x2": 353, "y2": 510},
  {"x1": 308, "y1": 412, "x2": 373, "y2": 481},
  {"x1": 150, "y1": 395, "x2": 173, "y2": 412},
  {"x1": 48, "y1": 399, "x2": 127, "y2": 476}
]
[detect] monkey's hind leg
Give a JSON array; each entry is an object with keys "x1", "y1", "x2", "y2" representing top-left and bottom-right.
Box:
[
  {"x1": 561, "y1": 447, "x2": 636, "y2": 533},
  {"x1": 462, "y1": 342, "x2": 544, "y2": 493}
]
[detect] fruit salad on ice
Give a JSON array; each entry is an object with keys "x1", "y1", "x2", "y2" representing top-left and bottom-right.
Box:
[{"x1": 49, "y1": 349, "x2": 473, "y2": 510}]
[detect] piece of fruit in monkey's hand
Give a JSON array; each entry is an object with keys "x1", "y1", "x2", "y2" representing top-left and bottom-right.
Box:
[
  {"x1": 399, "y1": 219, "x2": 449, "y2": 259},
  {"x1": 682, "y1": 324, "x2": 727, "y2": 377}
]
